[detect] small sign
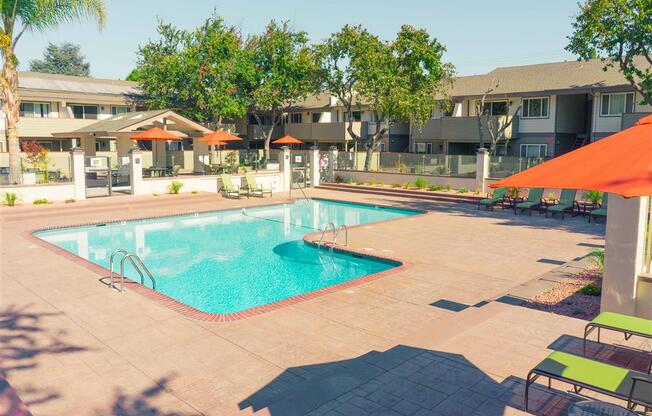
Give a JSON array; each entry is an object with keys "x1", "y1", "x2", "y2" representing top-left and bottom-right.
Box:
[
  {"x1": 294, "y1": 156, "x2": 302, "y2": 163},
  {"x1": 135, "y1": 157, "x2": 141, "y2": 164},
  {"x1": 90, "y1": 157, "x2": 104, "y2": 168}
]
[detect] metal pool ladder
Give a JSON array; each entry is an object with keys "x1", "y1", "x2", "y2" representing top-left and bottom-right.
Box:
[
  {"x1": 109, "y1": 249, "x2": 157, "y2": 292},
  {"x1": 316, "y1": 223, "x2": 348, "y2": 249}
]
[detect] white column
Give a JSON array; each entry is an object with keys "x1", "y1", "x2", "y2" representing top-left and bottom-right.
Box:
[
  {"x1": 69, "y1": 147, "x2": 86, "y2": 201},
  {"x1": 129, "y1": 146, "x2": 143, "y2": 196},
  {"x1": 308, "y1": 146, "x2": 320, "y2": 187},
  {"x1": 602, "y1": 196, "x2": 650, "y2": 318},
  {"x1": 328, "y1": 146, "x2": 339, "y2": 182},
  {"x1": 193, "y1": 139, "x2": 209, "y2": 174},
  {"x1": 475, "y1": 148, "x2": 490, "y2": 194},
  {"x1": 279, "y1": 146, "x2": 291, "y2": 192}
]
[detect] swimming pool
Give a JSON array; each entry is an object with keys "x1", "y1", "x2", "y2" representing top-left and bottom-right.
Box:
[{"x1": 34, "y1": 199, "x2": 418, "y2": 315}]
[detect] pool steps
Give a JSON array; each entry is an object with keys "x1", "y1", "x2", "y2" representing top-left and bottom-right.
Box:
[{"x1": 109, "y1": 248, "x2": 157, "y2": 292}]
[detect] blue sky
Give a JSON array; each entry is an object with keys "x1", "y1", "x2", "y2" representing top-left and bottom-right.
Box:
[{"x1": 15, "y1": 0, "x2": 581, "y2": 80}]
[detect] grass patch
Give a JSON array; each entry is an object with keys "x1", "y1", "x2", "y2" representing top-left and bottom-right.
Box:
[
  {"x1": 168, "y1": 180, "x2": 183, "y2": 194},
  {"x1": 414, "y1": 178, "x2": 428, "y2": 189},
  {"x1": 458, "y1": 187, "x2": 468, "y2": 194},
  {"x1": 33, "y1": 198, "x2": 50, "y2": 205},
  {"x1": 579, "y1": 283, "x2": 601, "y2": 296},
  {"x1": 3, "y1": 192, "x2": 17, "y2": 206}
]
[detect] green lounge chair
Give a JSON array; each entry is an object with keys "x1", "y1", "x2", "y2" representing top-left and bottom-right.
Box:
[
  {"x1": 514, "y1": 188, "x2": 545, "y2": 216},
  {"x1": 525, "y1": 351, "x2": 652, "y2": 412},
  {"x1": 244, "y1": 172, "x2": 272, "y2": 198},
  {"x1": 547, "y1": 189, "x2": 578, "y2": 219},
  {"x1": 478, "y1": 187, "x2": 507, "y2": 211},
  {"x1": 589, "y1": 193, "x2": 609, "y2": 223},
  {"x1": 583, "y1": 311, "x2": 652, "y2": 356},
  {"x1": 219, "y1": 174, "x2": 248, "y2": 199}
]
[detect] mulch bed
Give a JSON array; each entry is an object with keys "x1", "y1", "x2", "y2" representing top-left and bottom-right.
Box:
[{"x1": 524, "y1": 270, "x2": 602, "y2": 320}]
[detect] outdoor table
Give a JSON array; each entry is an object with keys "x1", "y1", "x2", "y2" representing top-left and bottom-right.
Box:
[
  {"x1": 144, "y1": 167, "x2": 167, "y2": 177},
  {"x1": 577, "y1": 201, "x2": 599, "y2": 217},
  {"x1": 568, "y1": 400, "x2": 637, "y2": 416}
]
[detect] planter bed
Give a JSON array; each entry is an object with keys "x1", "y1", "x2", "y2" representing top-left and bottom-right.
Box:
[{"x1": 317, "y1": 182, "x2": 484, "y2": 204}]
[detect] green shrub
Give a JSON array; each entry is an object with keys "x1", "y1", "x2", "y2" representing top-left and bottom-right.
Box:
[
  {"x1": 403, "y1": 181, "x2": 411, "y2": 189},
  {"x1": 344, "y1": 178, "x2": 353, "y2": 184},
  {"x1": 356, "y1": 181, "x2": 365, "y2": 185},
  {"x1": 435, "y1": 166, "x2": 448, "y2": 175},
  {"x1": 507, "y1": 187, "x2": 520, "y2": 199},
  {"x1": 366, "y1": 181, "x2": 374, "y2": 186},
  {"x1": 3, "y1": 192, "x2": 17, "y2": 206},
  {"x1": 376, "y1": 181, "x2": 384, "y2": 187},
  {"x1": 33, "y1": 198, "x2": 50, "y2": 205},
  {"x1": 546, "y1": 193, "x2": 557, "y2": 202},
  {"x1": 458, "y1": 187, "x2": 468, "y2": 194},
  {"x1": 391, "y1": 183, "x2": 402, "y2": 188},
  {"x1": 474, "y1": 188, "x2": 481, "y2": 195},
  {"x1": 168, "y1": 180, "x2": 183, "y2": 194},
  {"x1": 579, "y1": 283, "x2": 601, "y2": 296},
  {"x1": 65, "y1": 198, "x2": 75, "y2": 203},
  {"x1": 585, "y1": 190, "x2": 602, "y2": 204},
  {"x1": 414, "y1": 178, "x2": 428, "y2": 189},
  {"x1": 589, "y1": 249, "x2": 605, "y2": 274},
  {"x1": 445, "y1": 183, "x2": 451, "y2": 191},
  {"x1": 334, "y1": 175, "x2": 344, "y2": 183}
]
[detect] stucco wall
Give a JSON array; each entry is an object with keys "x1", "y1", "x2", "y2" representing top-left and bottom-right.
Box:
[
  {"x1": 0, "y1": 183, "x2": 75, "y2": 203},
  {"x1": 334, "y1": 170, "x2": 478, "y2": 190}
]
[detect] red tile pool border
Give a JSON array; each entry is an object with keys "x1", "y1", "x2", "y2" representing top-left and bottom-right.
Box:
[{"x1": 26, "y1": 197, "x2": 426, "y2": 322}]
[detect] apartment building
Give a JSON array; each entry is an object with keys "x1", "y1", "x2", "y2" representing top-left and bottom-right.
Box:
[
  {"x1": 411, "y1": 57, "x2": 652, "y2": 157},
  {"x1": 0, "y1": 71, "x2": 140, "y2": 152},
  {"x1": 243, "y1": 94, "x2": 411, "y2": 152}
]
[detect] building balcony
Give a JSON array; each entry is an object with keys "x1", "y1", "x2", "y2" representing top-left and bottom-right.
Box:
[
  {"x1": 283, "y1": 121, "x2": 368, "y2": 143},
  {"x1": 246, "y1": 124, "x2": 284, "y2": 141},
  {"x1": 412, "y1": 116, "x2": 520, "y2": 142},
  {"x1": 15, "y1": 117, "x2": 98, "y2": 138}
]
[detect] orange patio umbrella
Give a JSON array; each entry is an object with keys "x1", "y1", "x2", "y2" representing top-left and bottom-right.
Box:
[
  {"x1": 131, "y1": 127, "x2": 182, "y2": 167},
  {"x1": 198, "y1": 130, "x2": 243, "y2": 144},
  {"x1": 272, "y1": 135, "x2": 304, "y2": 145},
  {"x1": 490, "y1": 114, "x2": 652, "y2": 198},
  {"x1": 130, "y1": 127, "x2": 181, "y2": 141}
]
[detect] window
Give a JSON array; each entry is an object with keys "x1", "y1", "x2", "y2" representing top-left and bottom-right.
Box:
[
  {"x1": 70, "y1": 104, "x2": 98, "y2": 119},
  {"x1": 289, "y1": 113, "x2": 302, "y2": 124},
  {"x1": 426, "y1": 143, "x2": 433, "y2": 154},
  {"x1": 520, "y1": 144, "x2": 547, "y2": 158},
  {"x1": 415, "y1": 142, "x2": 426, "y2": 153},
  {"x1": 311, "y1": 112, "x2": 322, "y2": 123},
  {"x1": 522, "y1": 97, "x2": 549, "y2": 118},
  {"x1": 601, "y1": 93, "x2": 634, "y2": 116},
  {"x1": 478, "y1": 100, "x2": 508, "y2": 116},
  {"x1": 19, "y1": 102, "x2": 49, "y2": 118},
  {"x1": 379, "y1": 142, "x2": 386, "y2": 152},
  {"x1": 111, "y1": 106, "x2": 130, "y2": 115}
]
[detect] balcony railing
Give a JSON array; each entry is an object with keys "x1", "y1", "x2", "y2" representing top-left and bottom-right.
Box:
[{"x1": 412, "y1": 115, "x2": 519, "y2": 142}]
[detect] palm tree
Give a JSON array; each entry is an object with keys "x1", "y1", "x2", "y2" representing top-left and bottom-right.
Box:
[{"x1": 1, "y1": 0, "x2": 106, "y2": 184}]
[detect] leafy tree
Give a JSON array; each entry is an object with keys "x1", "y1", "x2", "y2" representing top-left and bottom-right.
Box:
[
  {"x1": 315, "y1": 25, "x2": 378, "y2": 149},
  {"x1": 134, "y1": 15, "x2": 248, "y2": 128},
  {"x1": 125, "y1": 68, "x2": 140, "y2": 81},
  {"x1": 242, "y1": 20, "x2": 319, "y2": 160},
  {"x1": 1, "y1": 0, "x2": 106, "y2": 184},
  {"x1": 317, "y1": 25, "x2": 453, "y2": 169},
  {"x1": 474, "y1": 78, "x2": 521, "y2": 155},
  {"x1": 29, "y1": 42, "x2": 90, "y2": 76},
  {"x1": 567, "y1": 0, "x2": 652, "y2": 106}
]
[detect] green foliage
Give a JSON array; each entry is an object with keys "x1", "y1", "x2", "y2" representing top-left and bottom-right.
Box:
[
  {"x1": 315, "y1": 25, "x2": 454, "y2": 170},
  {"x1": 29, "y1": 42, "x2": 90, "y2": 76},
  {"x1": 579, "y1": 283, "x2": 601, "y2": 296},
  {"x1": 458, "y1": 187, "x2": 468, "y2": 194},
  {"x1": 344, "y1": 178, "x2": 353, "y2": 184},
  {"x1": 435, "y1": 166, "x2": 448, "y2": 175},
  {"x1": 355, "y1": 181, "x2": 364, "y2": 185},
  {"x1": 168, "y1": 181, "x2": 184, "y2": 194},
  {"x1": 427, "y1": 184, "x2": 441, "y2": 192},
  {"x1": 334, "y1": 175, "x2": 344, "y2": 183},
  {"x1": 135, "y1": 15, "x2": 249, "y2": 127},
  {"x1": 546, "y1": 193, "x2": 557, "y2": 201},
  {"x1": 3, "y1": 192, "x2": 17, "y2": 206},
  {"x1": 391, "y1": 183, "x2": 402, "y2": 188},
  {"x1": 445, "y1": 183, "x2": 452, "y2": 191},
  {"x1": 125, "y1": 68, "x2": 140, "y2": 81},
  {"x1": 33, "y1": 198, "x2": 50, "y2": 205},
  {"x1": 567, "y1": 0, "x2": 652, "y2": 105},
  {"x1": 589, "y1": 249, "x2": 605, "y2": 274},
  {"x1": 243, "y1": 21, "x2": 319, "y2": 158},
  {"x1": 403, "y1": 181, "x2": 411, "y2": 189},
  {"x1": 507, "y1": 187, "x2": 520, "y2": 199},
  {"x1": 65, "y1": 198, "x2": 75, "y2": 203},
  {"x1": 585, "y1": 190, "x2": 602, "y2": 204},
  {"x1": 414, "y1": 178, "x2": 428, "y2": 189}
]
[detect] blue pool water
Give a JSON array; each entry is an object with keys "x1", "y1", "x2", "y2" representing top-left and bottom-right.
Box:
[{"x1": 34, "y1": 199, "x2": 418, "y2": 314}]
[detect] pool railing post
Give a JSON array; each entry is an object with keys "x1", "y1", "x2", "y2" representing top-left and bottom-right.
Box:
[
  {"x1": 308, "y1": 146, "x2": 320, "y2": 187},
  {"x1": 280, "y1": 146, "x2": 291, "y2": 193}
]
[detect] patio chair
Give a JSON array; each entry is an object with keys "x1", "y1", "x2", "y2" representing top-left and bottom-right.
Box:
[
  {"x1": 546, "y1": 189, "x2": 579, "y2": 219},
  {"x1": 583, "y1": 311, "x2": 652, "y2": 357},
  {"x1": 525, "y1": 351, "x2": 652, "y2": 412},
  {"x1": 219, "y1": 174, "x2": 247, "y2": 199},
  {"x1": 477, "y1": 187, "x2": 508, "y2": 211},
  {"x1": 167, "y1": 165, "x2": 181, "y2": 177},
  {"x1": 244, "y1": 172, "x2": 272, "y2": 198},
  {"x1": 514, "y1": 188, "x2": 546, "y2": 216},
  {"x1": 589, "y1": 193, "x2": 609, "y2": 223}
]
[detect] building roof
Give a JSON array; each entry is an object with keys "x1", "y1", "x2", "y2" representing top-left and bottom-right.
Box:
[
  {"x1": 73, "y1": 109, "x2": 170, "y2": 133},
  {"x1": 18, "y1": 71, "x2": 140, "y2": 96},
  {"x1": 447, "y1": 57, "x2": 649, "y2": 98}
]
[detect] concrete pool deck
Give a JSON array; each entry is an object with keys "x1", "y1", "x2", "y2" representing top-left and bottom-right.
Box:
[{"x1": 1, "y1": 189, "x2": 648, "y2": 415}]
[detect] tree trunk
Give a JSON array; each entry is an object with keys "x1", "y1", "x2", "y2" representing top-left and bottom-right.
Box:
[
  {"x1": 363, "y1": 121, "x2": 388, "y2": 171},
  {"x1": 1, "y1": 46, "x2": 21, "y2": 184}
]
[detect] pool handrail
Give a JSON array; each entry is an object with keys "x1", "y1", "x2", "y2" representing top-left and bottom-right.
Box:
[{"x1": 109, "y1": 248, "x2": 156, "y2": 292}]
